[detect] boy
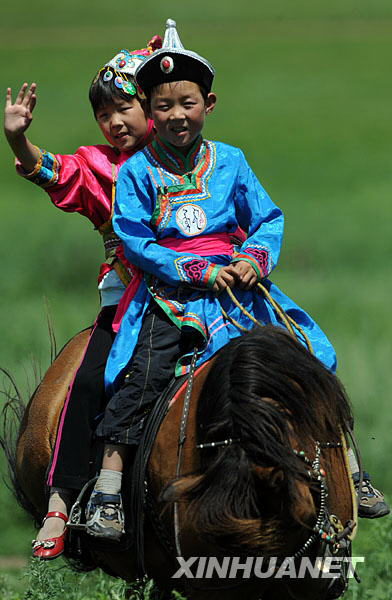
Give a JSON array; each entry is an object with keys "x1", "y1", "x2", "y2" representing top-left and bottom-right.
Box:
[{"x1": 85, "y1": 20, "x2": 389, "y2": 540}]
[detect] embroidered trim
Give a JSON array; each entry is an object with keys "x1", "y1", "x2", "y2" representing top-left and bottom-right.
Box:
[
  {"x1": 182, "y1": 312, "x2": 208, "y2": 337},
  {"x1": 149, "y1": 135, "x2": 204, "y2": 174},
  {"x1": 182, "y1": 259, "x2": 208, "y2": 282},
  {"x1": 37, "y1": 148, "x2": 60, "y2": 187},
  {"x1": 145, "y1": 275, "x2": 211, "y2": 378},
  {"x1": 100, "y1": 231, "x2": 120, "y2": 257},
  {"x1": 24, "y1": 147, "x2": 60, "y2": 188},
  {"x1": 144, "y1": 140, "x2": 216, "y2": 208},
  {"x1": 205, "y1": 264, "x2": 220, "y2": 289},
  {"x1": 232, "y1": 245, "x2": 271, "y2": 279},
  {"x1": 174, "y1": 256, "x2": 218, "y2": 288},
  {"x1": 150, "y1": 184, "x2": 172, "y2": 232},
  {"x1": 244, "y1": 246, "x2": 270, "y2": 276},
  {"x1": 149, "y1": 290, "x2": 208, "y2": 340}
]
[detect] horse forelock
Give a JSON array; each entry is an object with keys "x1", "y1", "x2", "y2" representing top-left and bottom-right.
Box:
[{"x1": 170, "y1": 325, "x2": 352, "y2": 555}]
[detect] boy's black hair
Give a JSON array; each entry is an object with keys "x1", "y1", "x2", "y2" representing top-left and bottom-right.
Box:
[
  {"x1": 144, "y1": 81, "x2": 209, "y2": 105},
  {"x1": 89, "y1": 70, "x2": 140, "y2": 115}
]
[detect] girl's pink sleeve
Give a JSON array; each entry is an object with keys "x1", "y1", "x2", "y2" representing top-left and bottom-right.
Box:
[{"x1": 15, "y1": 146, "x2": 111, "y2": 223}]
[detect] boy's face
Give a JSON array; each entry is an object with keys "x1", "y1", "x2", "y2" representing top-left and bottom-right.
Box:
[
  {"x1": 95, "y1": 96, "x2": 149, "y2": 152},
  {"x1": 149, "y1": 81, "x2": 216, "y2": 154}
]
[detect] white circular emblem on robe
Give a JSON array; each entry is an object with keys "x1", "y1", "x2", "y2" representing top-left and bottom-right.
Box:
[{"x1": 176, "y1": 204, "x2": 207, "y2": 236}]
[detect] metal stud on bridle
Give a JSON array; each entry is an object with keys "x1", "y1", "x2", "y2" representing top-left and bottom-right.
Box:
[{"x1": 196, "y1": 438, "x2": 241, "y2": 449}]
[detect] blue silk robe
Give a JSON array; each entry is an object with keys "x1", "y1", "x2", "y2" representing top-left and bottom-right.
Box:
[{"x1": 105, "y1": 136, "x2": 336, "y2": 393}]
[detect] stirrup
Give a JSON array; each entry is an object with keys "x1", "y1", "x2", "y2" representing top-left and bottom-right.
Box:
[{"x1": 67, "y1": 477, "x2": 98, "y2": 531}]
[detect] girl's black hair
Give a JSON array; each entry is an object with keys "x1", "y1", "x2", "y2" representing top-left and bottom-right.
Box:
[{"x1": 89, "y1": 69, "x2": 140, "y2": 115}]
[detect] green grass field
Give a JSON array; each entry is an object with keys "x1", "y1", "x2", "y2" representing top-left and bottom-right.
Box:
[{"x1": 1, "y1": 1, "x2": 391, "y2": 597}]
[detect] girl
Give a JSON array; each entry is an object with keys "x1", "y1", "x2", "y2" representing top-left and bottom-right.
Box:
[{"x1": 4, "y1": 35, "x2": 162, "y2": 559}]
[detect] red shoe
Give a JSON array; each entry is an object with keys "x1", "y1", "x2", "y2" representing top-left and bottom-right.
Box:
[{"x1": 32, "y1": 511, "x2": 68, "y2": 560}]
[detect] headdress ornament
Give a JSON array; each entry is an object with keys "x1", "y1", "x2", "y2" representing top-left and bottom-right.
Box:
[
  {"x1": 135, "y1": 19, "x2": 215, "y2": 93},
  {"x1": 93, "y1": 36, "x2": 162, "y2": 98}
]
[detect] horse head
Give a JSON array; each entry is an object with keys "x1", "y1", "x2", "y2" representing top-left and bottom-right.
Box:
[{"x1": 163, "y1": 325, "x2": 353, "y2": 560}]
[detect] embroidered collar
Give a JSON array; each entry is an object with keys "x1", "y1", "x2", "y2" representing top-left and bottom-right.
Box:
[{"x1": 148, "y1": 135, "x2": 205, "y2": 175}]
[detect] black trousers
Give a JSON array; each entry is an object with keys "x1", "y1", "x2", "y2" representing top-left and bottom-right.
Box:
[
  {"x1": 95, "y1": 302, "x2": 194, "y2": 446},
  {"x1": 48, "y1": 306, "x2": 116, "y2": 490}
]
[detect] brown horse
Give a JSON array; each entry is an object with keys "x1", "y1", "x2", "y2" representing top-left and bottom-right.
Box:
[{"x1": 6, "y1": 325, "x2": 357, "y2": 599}]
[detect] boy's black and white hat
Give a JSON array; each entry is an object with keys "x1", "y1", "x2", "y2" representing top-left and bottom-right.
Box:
[{"x1": 135, "y1": 19, "x2": 215, "y2": 93}]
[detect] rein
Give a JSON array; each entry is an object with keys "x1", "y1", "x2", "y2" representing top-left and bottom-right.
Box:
[
  {"x1": 174, "y1": 346, "x2": 199, "y2": 556},
  {"x1": 221, "y1": 283, "x2": 314, "y2": 355}
]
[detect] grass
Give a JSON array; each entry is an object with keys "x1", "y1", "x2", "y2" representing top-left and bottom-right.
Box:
[
  {"x1": 0, "y1": 559, "x2": 188, "y2": 600},
  {"x1": 0, "y1": 521, "x2": 391, "y2": 599},
  {"x1": 1, "y1": 0, "x2": 392, "y2": 597}
]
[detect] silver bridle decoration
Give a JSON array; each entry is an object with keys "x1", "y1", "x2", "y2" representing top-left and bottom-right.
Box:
[{"x1": 196, "y1": 438, "x2": 241, "y2": 449}]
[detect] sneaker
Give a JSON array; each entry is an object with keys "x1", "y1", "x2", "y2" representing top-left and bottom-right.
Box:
[
  {"x1": 353, "y1": 472, "x2": 390, "y2": 519},
  {"x1": 85, "y1": 491, "x2": 125, "y2": 540}
]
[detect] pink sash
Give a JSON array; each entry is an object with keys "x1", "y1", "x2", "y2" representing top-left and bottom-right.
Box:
[
  {"x1": 157, "y1": 232, "x2": 233, "y2": 256},
  {"x1": 112, "y1": 231, "x2": 244, "y2": 332}
]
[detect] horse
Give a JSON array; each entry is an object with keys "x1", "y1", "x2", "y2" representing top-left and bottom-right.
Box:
[{"x1": 2, "y1": 325, "x2": 357, "y2": 599}]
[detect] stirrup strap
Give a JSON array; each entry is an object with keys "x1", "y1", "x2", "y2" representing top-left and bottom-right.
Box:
[{"x1": 42, "y1": 511, "x2": 68, "y2": 525}]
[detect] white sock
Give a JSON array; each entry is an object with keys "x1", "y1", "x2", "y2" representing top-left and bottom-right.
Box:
[
  {"x1": 347, "y1": 448, "x2": 359, "y2": 475},
  {"x1": 94, "y1": 469, "x2": 122, "y2": 495}
]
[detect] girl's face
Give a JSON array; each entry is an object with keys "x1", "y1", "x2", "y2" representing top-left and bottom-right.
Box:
[
  {"x1": 149, "y1": 81, "x2": 216, "y2": 154},
  {"x1": 95, "y1": 96, "x2": 149, "y2": 152}
]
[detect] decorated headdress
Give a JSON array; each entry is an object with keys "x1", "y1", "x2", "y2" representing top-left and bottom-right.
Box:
[
  {"x1": 92, "y1": 35, "x2": 162, "y2": 99},
  {"x1": 135, "y1": 19, "x2": 215, "y2": 94}
]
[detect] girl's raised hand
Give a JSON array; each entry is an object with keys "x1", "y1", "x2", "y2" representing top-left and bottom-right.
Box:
[{"x1": 4, "y1": 83, "x2": 37, "y2": 140}]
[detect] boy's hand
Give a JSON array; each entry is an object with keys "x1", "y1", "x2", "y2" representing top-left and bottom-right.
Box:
[
  {"x1": 231, "y1": 260, "x2": 258, "y2": 290},
  {"x1": 4, "y1": 83, "x2": 37, "y2": 140},
  {"x1": 212, "y1": 264, "x2": 237, "y2": 293},
  {"x1": 211, "y1": 262, "x2": 258, "y2": 293}
]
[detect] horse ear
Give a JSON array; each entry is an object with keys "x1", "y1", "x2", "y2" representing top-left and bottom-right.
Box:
[
  {"x1": 160, "y1": 474, "x2": 203, "y2": 502},
  {"x1": 252, "y1": 465, "x2": 284, "y2": 489}
]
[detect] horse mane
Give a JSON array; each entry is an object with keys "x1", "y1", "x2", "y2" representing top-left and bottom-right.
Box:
[{"x1": 167, "y1": 325, "x2": 352, "y2": 555}]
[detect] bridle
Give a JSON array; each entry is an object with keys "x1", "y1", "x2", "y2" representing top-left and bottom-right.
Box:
[
  {"x1": 195, "y1": 437, "x2": 356, "y2": 560},
  {"x1": 171, "y1": 409, "x2": 358, "y2": 596}
]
